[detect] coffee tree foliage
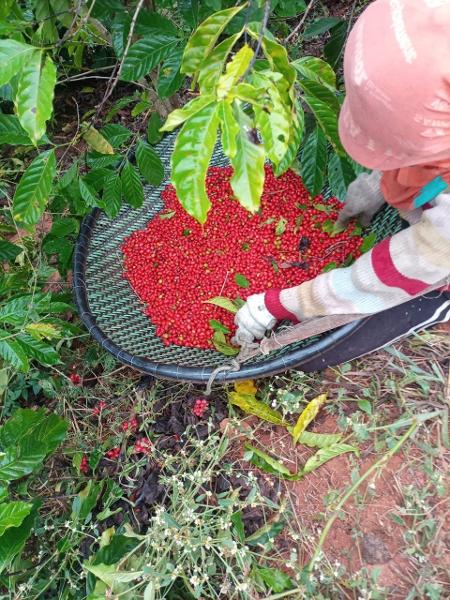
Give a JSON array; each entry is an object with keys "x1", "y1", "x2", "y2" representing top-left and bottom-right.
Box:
[{"x1": 0, "y1": 0, "x2": 354, "y2": 373}]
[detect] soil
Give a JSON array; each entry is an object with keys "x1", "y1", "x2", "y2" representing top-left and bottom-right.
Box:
[{"x1": 230, "y1": 405, "x2": 450, "y2": 599}]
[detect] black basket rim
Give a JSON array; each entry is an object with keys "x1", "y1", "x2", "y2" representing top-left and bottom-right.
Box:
[{"x1": 73, "y1": 208, "x2": 369, "y2": 383}]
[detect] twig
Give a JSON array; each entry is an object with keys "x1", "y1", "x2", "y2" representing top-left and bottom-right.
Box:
[
  {"x1": 307, "y1": 421, "x2": 418, "y2": 573},
  {"x1": 95, "y1": 0, "x2": 146, "y2": 117},
  {"x1": 241, "y1": 0, "x2": 271, "y2": 81},
  {"x1": 55, "y1": 0, "x2": 84, "y2": 48},
  {"x1": 285, "y1": 0, "x2": 316, "y2": 43}
]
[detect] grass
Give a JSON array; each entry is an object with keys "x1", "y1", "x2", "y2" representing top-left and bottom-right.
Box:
[{"x1": 3, "y1": 325, "x2": 448, "y2": 599}]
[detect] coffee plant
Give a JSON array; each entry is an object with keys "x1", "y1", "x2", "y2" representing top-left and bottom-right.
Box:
[{"x1": 0, "y1": 0, "x2": 354, "y2": 374}]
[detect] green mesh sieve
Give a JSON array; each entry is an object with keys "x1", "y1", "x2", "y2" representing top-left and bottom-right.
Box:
[{"x1": 73, "y1": 131, "x2": 403, "y2": 382}]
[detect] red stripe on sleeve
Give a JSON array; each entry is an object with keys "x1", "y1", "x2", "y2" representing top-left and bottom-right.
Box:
[
  {"x1": 371, "y1": 238, "x2": 428, "y2": 296},
  {"x1": 265, "y1": 289, "x2": 300, "y2": 323}
]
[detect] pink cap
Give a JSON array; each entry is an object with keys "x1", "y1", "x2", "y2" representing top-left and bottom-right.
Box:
[{"x1": 339, "y1": 0, "x2": 450, "y2": 171}]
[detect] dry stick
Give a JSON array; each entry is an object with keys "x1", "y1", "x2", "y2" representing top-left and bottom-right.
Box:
[
  {"x1": 306, "y1": 421, "x2": 418, "y2": 573},
  {"x1": 95, "y1": 0, "x2": 146, "y2": 118},
  {"x1": 285, "y1": 0, "x2": 316, "y2": 43}
]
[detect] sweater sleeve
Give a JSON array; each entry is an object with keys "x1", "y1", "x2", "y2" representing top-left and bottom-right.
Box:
[{"x1": 265, "y1": 193, "x2": 450, "y2": 321}]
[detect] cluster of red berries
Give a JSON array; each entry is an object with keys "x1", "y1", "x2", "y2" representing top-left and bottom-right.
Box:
[
  {"x1": 106, "y1": 447, "x2": 121, "y2": 460},
  {"x1": 192, "y1": 398, "x2": 209, "y2": 418},
  {"x1": 93, "y1": 401, "x2": 106, "y2": 416},
  {"x1": 80, "y1": 454, "x2": 89, "y2": 474},
  {"x1": 134, "y1": 437, "x2": 152, "y2": 454},
  {"x1": 122, "y1": 417, "x2": 139, "y2": 432},
  {"x1": 70, "y1": 372, "x2": 82, "y2": 386},
  {"x1": 122, "y1": 165, "x2": 363, "y2": 349}
]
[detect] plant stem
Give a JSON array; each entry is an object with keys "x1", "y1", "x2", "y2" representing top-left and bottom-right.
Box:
[
  {"x1": 307, "y1": 421, "x2": 418, "y2": 572},
  {"x1": 285, "y1": 0, "x2": 316, "y2": 43},
  {"x1": 241, "y1": 0, "x2": 271, "y2": 81},
  {"x1": 96, "y1": 0, "x2": 146, "y2": 117}
]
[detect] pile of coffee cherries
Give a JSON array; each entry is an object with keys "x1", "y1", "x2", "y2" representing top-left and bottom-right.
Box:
[{"x1": 122, "y1": 165, "x2": 363, "y2": 350}]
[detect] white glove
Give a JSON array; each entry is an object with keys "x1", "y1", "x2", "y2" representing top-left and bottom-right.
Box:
[
  {"x1": 233, "y1": 293, "x2": 276, "y2": 344},
  {"x1": 337, "y1": 170, "x2": 385, "y2": 227}
]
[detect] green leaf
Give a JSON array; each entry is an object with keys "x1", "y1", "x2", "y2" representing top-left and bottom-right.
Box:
[
  {"x1": 0, "y1": 444, "x2": 46, "y2": 481},
  {"x1": 246, "y1": 516, "x2": 286, "y2": 547},
  {"x1": 0, "y1": 39, "x2": 35, "y2": 87},
  {"x1": 0, "y1": 501, "x2": 40, "y2": 575},
  {"x1": 228, "y1": 392, "x2": 288, "y2": 427},
  {"x1": 297, "y1": 431, "x2": 342, "y2": 448},
  {"x1": 255, "y1": 79, "x2": 290, "y2": 167},
  {"x1": 327, "y1": 153, "x2": 356, "y2": 200},
  {"x1": 292, "y1": 56, "x2": 336, "y2": 89},
  {"x1": 158, "y1": 45, "x2": 185, "y2": 99},
  {"x1": 181, "y1": 6, "x2": 244, "y2": 77},
  {"x1": 205, "y1": 296, "x2": 239, "y2": 313},
  {"x1": 259, "y1": 35, "x2": 296, "y2": 100},
  {"x1": 275, "y1": 217, "x2": 287, "y2": 236},
  {"x1": 0, "y1": 408, "x2": 67, "y2": 456},
  {"x1": 82, "y1": 124, "x2": 114, "y2": 154},
  {"x1": 217, "y1": 44, "x2": 253, "y2": 99},
  {"x1": 135, "y1": 10, "x2": 178, "y2": 37},
  {"x1": 244, "y1": 444, "x2": 300, "y2": 480},
  {"x1": 303, "y1": 443, "x2": 359, "y2": 474},
  {"x1": 234, "y1": 273, "x2": 249, "y2": 288},
  {"x1": 253, "y1": 566, "x2": 294, "y2": 593},
  {"x1": 324, "y1": 21, "x2": 347, "y2": 69},
  {"x1": 301, "y1": 126, "x2": 327, "y2": 196},
  {"x1": 301, "y1": 81, "x2": 344, "y2": 155},
  {"x1": 135, "y1": 140, "x2": 164, "y2": 186},
  {"x1": 100, "y1": 123, "x2": 132, "y2": 148},
  {"x1": 79, "y1": 178, "x2": 99, "y2": 207},
  {"x1": 171, "y1": 102, "x2": 219, "y2": 223},
  {"x1": 15, "y1": 51, "x2": 56, "y2": 144},
  {"x1": 160, "y1": 94, "x2": 215, "y2": 132},
  {"x1": 230, "y1": 105, "x2": 265, "y2": 213},
  {"x1": 103, "y1": 173, "x2": 122, "y2": 219},
  {"x1": 84, "y1": 563, "x2": 142, "y2": 589},
  {"x1": 0, "y1": 501, "x2": 33, "y2": 536},
  {"x1": 147, "y1": 112, "x2": 162, "y2": 145},
  {"x1": 292, "y1": 394, "x2": 327, "y2": 444},
  {"x1": 322, "y1": 261, "x2": 338, "y2": 272},
  {"x1": 0, "y1": 240, "x2": 21, "y2": 262},
  {"x1": 198, "y1": 32, "x2": 241, "y2": 93},
  {"x1": 121, "y1": 160, "x2": 144, "y2": 208},
  {"x1": 212, "y1": 331, "x2": 239, "y2": 356},
  {"x1": 0, "y1": 329, "x2": 29, "y2": 372},
  {"x1": 274, "y1": 102, "x2": 304, "y2": 176},
  {"x1": 361, "y1": 232, "x2": 377, "y2": 253},
  {"x1": 234, "y1": 82, "x2": 268, "y2": 107},
  {"x1": 303, "y1": 17, "x2": 342, "y2": 40},
  {"x1": 16, "y1": 333, "x2": 59, "y2": 366},
  {"x1": 209, "y1": 319, "x2": 230, "y2": 334},
  {"x1": 218, "y1": 100, "x2": 239, "y2": 159},
  {"x1": 120, "y1": 35, "x2": 179, "y2": 82},
  {"x1": 357, "y1": 399, "x2": 372, "y2": 415},
  {"x1": 72, "y1": 480, "x2": 103, "y2": 523},
  {"x1": 13, "y1": 149, "x2": 56, "y2": 228},
  {"x1": 0, "y1": 114, "x2": 33, "y2": 145}
]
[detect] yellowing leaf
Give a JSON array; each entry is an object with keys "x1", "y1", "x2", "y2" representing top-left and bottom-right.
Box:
[
  {"x1": 81, "y1": 124, "x2": 114, "y2": 155},
  {"x1": 292, "y1": 393, "x2": 327, "y2": 445},
  {"x1": 216, "y1": 44, "x2": 254, "y2": 100},
  {"x1": 234, "y1": 380, "x2": 257, "y2": 395},
  {"x1": 228, "y1": 392, "x2": 288, "y2": 427},
  {"x1": 25, "y1": 322, "x2": 60, "y2": 340}
]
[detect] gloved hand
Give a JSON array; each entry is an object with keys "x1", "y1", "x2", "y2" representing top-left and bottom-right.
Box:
[
  {"x1": 233, "y1": 293, "x2": 277, "y2": 344},
  {"x1": 337, "y1": 170, "x2": 385, "y2": 227}
]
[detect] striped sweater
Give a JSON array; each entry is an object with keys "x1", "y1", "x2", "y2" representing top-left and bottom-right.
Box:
[{"x1": 265, "y1": 194, "x2": 450, "y2": 322}]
